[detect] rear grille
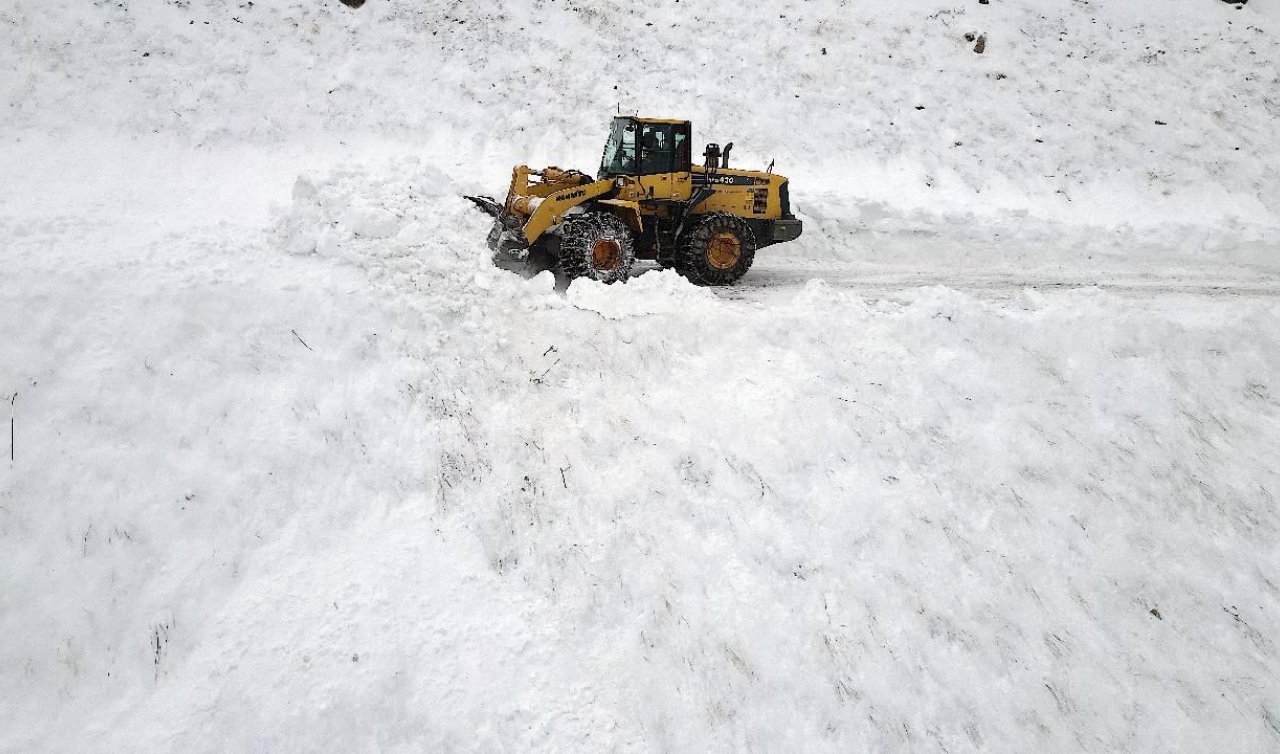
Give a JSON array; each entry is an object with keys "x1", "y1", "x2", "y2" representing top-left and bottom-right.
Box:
[{"x1": 752, "y1": 189, "x2": 768, "y2": 214}]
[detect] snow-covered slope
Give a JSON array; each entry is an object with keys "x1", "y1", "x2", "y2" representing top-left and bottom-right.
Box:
[
  {"x1": 2, "y1": 1, "x2": 1280, "y2": 752},
  {"x1": 4, "y1": 0, "x2": 1279, "y2": 226}
]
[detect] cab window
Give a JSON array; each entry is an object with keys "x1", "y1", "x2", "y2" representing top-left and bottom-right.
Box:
[
  {"x1": 602, "y1": 120, "x2": 692, "y2": 176},
  {"x1": 638, "y1": 124, "x2": 672, "y2": 174},
  {"x1": 638, "y1": 123, "x2": 692, "y2": 175},
  {"x1": 601, "y1": 118, "x2": 637, "y2": 176}
]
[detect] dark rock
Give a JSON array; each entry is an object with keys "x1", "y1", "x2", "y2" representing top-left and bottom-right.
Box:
[
  {"x1": 974, "y1": 34, "x2": 987, "y2": 54},
  {"x1": 339, "y1": 0, "x2": 366, "y2": 8}
]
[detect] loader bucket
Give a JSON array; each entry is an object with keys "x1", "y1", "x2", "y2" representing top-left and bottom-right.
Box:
[{"x1": 464, "y1": 195, "x2": 504, "y2": 219}]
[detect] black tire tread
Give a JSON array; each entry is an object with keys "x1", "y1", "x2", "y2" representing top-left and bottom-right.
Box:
[
  {"x1": 556, "y1": 212, "x2": 635, "y2": 284},
  {"x1": 674, "y1": 212, "x2": 757, "y2": 286}
]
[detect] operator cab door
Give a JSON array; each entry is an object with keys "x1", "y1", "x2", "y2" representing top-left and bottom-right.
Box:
[{"x1": 635, "y1": 122, "x2": 692, "y2": 202}]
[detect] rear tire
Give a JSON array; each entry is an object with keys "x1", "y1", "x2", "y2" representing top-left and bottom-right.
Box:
[
  {"x1": 557, "y1": 213, "x2": 635, "y2": 284},
  {"x1": 675, "y1": 212, "x2": 757, "y2": 286}
]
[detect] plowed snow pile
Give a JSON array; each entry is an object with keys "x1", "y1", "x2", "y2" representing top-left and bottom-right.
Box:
[{"x1": 2, "y1": 1, "x2": 1280, "y2": 752}]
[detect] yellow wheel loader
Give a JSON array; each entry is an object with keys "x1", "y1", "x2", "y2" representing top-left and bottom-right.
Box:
[{"x1": 465, "y1": 116, "x2": 802, "y2": 286}]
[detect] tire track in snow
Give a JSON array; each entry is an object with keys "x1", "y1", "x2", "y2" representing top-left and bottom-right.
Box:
[{"x1": 714, "y1": 265, "x2": 1280, "y2": 300}]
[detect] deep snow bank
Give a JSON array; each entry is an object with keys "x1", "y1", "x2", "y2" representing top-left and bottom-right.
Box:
[
  {"x1": 3, "y1": 161, "x2": 1278, "y2": 752},
  {"x1": 3, "y1": 0, "x2": 1279, "y2": 227},
  {"x1": 3, "y1": 0, "x2": 1280, "y2": 750}
]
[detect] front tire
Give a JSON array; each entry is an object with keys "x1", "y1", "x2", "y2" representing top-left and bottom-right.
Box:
[
  {"x1": 557, "y1": 213, "x2": 635, "y2": 284},
  {"x1": 675, "y1": 212, "x2": 757, "y2": 286}
]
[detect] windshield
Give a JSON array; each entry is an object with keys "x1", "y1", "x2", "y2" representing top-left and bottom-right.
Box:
[{"x1": 599, "y1": 117, "x2": 637, "y2": 177}]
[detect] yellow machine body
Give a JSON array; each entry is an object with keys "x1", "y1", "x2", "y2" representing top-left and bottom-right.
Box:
[{"x1": 468, "y1": 116, "x2": 801, "y2": 262}]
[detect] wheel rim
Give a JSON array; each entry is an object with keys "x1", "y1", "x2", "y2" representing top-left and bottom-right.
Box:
[
  {"x1": 706, "y1": 231, "x2": 742, "y2": 270},
  {"x1": 591, "y1": 237, "x2": 623, "y2": 271}
]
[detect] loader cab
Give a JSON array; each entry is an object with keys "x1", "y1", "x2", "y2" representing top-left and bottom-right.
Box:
[{"x1": 599, "y1": 117, "x2": 692, "y2": 179}]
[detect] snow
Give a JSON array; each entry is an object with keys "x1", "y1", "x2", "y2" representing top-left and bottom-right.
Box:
[{"x1": 3, "y1": 1, "x2": 1280, "y2": 752}]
